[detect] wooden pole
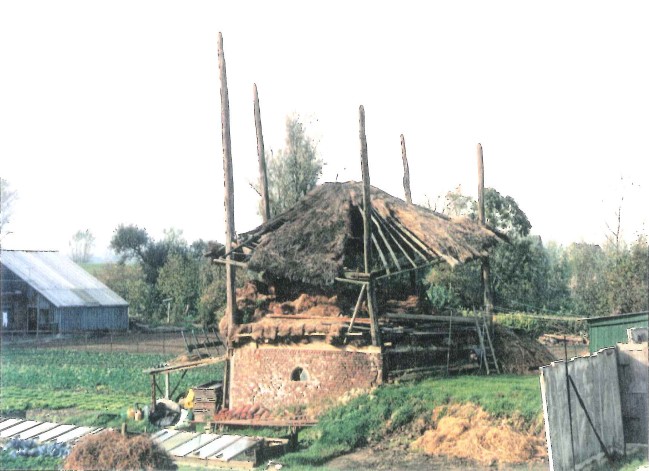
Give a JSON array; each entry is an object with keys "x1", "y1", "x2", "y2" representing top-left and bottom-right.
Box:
[
  {"x1": 254, "y1": 84, "x2": 271, "y2": 223},
  {"x1": 359, "y1": 105, "x2": 381, "y2": 347},
  {"x1": 218, "y1": 32, "x2": 237, "y2": 339},
  {"x1": 400, "y1": 134, "x2": 412, "y2": 204},
  {"x1": 477, "y1": 143, "x2": 493, "y2": 322},
  {"x1": 359, "y1": 106, "x2": 371, "y2": 274}
]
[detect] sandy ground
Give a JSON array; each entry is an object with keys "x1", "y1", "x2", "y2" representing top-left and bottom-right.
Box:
[{"x1": 326, "y1": 447, "x2": 548, "y2": 471}]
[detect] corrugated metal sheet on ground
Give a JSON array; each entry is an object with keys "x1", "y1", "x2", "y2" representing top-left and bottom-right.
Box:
[
  {"x1": 158, "y1": 431, "x2": 196, "y2": 452},
  {"x1": 0, "y1": 250, "x2": 127, "y2": 308},
  {"x1": 169, "y1": 433, "x2": 220, "y2": 457},
  {"x1": 216, "y1": 436, "x2": 258, "y2": 461},
  {"x1": 151, "y1": 431, "x2": 262, "y2": 462},
  {"x1": 0, "y1": 419, "x2": 22, "y2": 432},
  {"x1": 33, "y1": 424, "x2": 77, "y2": 442},
  {"x1": 194, "y1": 434, "x2": 241, "y2": 459},
  {"x1": 0, "y1": 418, "x2": 103, "y2": 445},
  {"x1": 18, "y1": 422, "x2": 59, "y2": 440},
  {"x1": 0, "y1": 421, "x2": 40, "y2": 438}
]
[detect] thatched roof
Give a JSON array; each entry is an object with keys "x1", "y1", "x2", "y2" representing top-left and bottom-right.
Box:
[{"x1": 216, "y1": 181, "x2": 503, "y2": 287}]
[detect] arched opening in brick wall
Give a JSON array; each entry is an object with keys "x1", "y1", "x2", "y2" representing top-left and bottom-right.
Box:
[{"x1": 290, "y1": 367, "x2": 309, "y2": 381}]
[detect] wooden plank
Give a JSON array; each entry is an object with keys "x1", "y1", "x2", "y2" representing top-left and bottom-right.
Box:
[
  {"x1": 146, "y1": 355, "x2": 226, "y2": 375},
  {"x1": 386, "y1": 312, "x2": 477, "y2": 324}
]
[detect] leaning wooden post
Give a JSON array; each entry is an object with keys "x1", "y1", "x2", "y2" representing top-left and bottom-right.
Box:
[
  {"x1": 254, "y1": 84, "x2": 270, "y2": 223},
  {"x1": 359, "y1": 105, "x2": 381, "y2": 347},
  {"x1": 477, "y1": 143, "x2": 493, "y2": 324},
  {"x1": 219, "y1": 32, "x2": 236, "y2": 408},
  {"x1": 400, "y1": 134, "x2": 412, "y2": 204}
]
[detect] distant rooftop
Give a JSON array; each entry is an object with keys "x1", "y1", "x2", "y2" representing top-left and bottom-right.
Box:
[{"x1": 0, "y1": 249, "x2": 127, "y2": 308}]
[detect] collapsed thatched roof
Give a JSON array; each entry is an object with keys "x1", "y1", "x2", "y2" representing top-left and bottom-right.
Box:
[{"x1": 217, "y1": 181, "x2": 503, "y2": 287}]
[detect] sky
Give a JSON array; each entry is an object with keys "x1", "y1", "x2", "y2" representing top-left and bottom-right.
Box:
[{"x1": 1, "y1": 1, "x2": 648, "y2": 259}]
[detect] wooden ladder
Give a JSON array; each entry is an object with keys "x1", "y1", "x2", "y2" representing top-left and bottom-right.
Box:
[{"x1": 474, "y1": 314, "x2": 500, "y2": 375}]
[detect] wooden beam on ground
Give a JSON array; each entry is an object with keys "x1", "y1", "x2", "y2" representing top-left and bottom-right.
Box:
[
  {"x1": 400, "y1": 134, "x2": 412, "y2": 204},
  {"x1": 254, "y1": 84, "x2": 270, "y2": 223},
  {"x1": 218, "y1": 32, "x2": 237, "y2": 339}
]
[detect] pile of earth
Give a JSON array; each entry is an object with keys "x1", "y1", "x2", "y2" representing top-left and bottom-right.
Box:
[{"x1": 493, "y1": 324, "x2": 556, "y2": 374}]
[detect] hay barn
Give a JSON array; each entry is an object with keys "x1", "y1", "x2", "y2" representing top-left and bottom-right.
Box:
[
  {"x1": 0, "y1": 250, "x2": 128, "y2": 333},
  {"x1": 211, "y1": 182, "x2": 504, "y2": 417}
]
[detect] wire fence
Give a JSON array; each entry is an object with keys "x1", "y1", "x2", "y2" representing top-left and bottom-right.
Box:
[{"x1": 0, "y1": 329, "x2": 206, "y2": 357}]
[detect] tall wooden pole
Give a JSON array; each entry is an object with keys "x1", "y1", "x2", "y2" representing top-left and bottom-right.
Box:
[
  {"x1": 400, "y1": 134, "x2": 412, "y2": 204},
  {"x1": 360, "y1": 106, "x2": 371, "y2": 274},
  {"x1": 477, "y1": 143, "x2": 493, "y2": 322},
  {"x1": 359, "y1": 106, "x2": 381, "y2": 347},
  {"x1": 218, "y1": 32, "x2": 237, "y2": 340},
  {"x1": 254, "y1": 84, "x2": 270, "y2": 223}
]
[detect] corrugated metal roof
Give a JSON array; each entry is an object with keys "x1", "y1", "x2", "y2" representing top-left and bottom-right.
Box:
[{"x1": 0, "y1": 250, "x2": 128, "y2": 308}]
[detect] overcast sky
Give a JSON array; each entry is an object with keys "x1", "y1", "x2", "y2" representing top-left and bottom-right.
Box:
[{"x1": 1, "y1": 1, "x2": 647, "y2": 259}]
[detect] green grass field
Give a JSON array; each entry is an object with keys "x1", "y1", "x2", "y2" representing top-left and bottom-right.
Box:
[{"x1": 0, "y1": 348, "x2": 221, "y2": 427}]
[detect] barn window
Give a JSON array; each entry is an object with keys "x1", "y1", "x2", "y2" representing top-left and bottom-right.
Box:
[{"x1": 290, "y1": 367, "x2": 309, "y2": 382}]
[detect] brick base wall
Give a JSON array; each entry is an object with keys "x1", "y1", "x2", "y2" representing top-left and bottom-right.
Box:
[{"x1": 229, "y1": 343, "x2": 383, "y2": 414}]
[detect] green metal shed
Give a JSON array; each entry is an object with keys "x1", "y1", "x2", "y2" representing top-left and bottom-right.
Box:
[{"x1": 586, "y1": 311, "x2": 649, "y2": 353}]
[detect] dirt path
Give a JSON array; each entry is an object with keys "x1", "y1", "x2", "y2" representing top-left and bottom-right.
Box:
[{"x1": 326, "y1": 447, "x2": 548, "y2": 471}]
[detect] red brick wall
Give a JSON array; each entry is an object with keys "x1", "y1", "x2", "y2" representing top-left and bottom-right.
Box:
[{"x1": 230, "y1": 343, "x2": 383, "y2": 413}]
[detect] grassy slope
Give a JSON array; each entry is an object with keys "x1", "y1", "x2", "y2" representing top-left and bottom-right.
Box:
[{"x1": 284, "y1": 375, "x2": 544, "y2": 467}]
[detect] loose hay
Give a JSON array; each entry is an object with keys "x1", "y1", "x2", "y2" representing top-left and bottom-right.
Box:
[
  {"x1": 411, "y1": 403, "x2": 546, "y2": 465},
  {"x1": 64, "y1": 430, "x2": 176, "y2": 471}
]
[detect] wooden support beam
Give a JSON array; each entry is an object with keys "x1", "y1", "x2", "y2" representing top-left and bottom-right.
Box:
[
  {"x1": 218, "y1": 32, "x2": 237, "y2": 339},
  {"x1": 372, "y1": 210, "x2": 417, "y2": 267},
  {"x1": 359, "y1": 105, "x2": 381, "y2": 347},
  {"x1": 346, "y1": 284, "x2": 368, "y2": 339},
  {"x1": 371, "y1": 212, "x2": 401, "y2": 270},
  {"x1": 400, "y1": 134, "x2": 412, "y2": 204},
  {"x1": 477, "y1": 143, "x2": 493, "y2": 322},
  {"x1": 383, "y1": 217, "x2": 428, "y2": 263},
  {"x1": 254, "y1": 84, "x2": 270, "y2": 223},
  {"x1": 390, "y1": 218, "x2": 439, "y2": 259},
  {"x1": 371, "y1": 233, "x2": 390, "y2": 274}
]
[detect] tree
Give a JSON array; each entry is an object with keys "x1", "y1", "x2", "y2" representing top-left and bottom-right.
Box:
[
  {"x1": 157, "y1": 252, "x2": 200, "y2": 323},
  {"x1": 0, "y1": 177, "x2": 17, "y2": 235},
  {"x1": 69, "y1": 229, "x2": 95, "y2": 263},
  {"x1": 265, "y1": 115, "x2": 323, "y2": 217},
  {"x1": 94, "y1": 263, "x2": 150, "y2": 317}
]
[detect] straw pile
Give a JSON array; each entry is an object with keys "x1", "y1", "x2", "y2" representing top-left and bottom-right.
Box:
[
  {"x1": 411, "y1": 403, "x2": 546, "y2": 465},
  {"x1": 64, "y1": 430, "x2": 175, "y2": 471}
]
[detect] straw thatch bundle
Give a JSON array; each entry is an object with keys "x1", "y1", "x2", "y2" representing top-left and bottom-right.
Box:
[{"x1": 225, "y1": 182, "x2": 502, "y2": 287}]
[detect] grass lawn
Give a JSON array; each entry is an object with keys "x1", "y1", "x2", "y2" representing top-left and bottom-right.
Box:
[{"x1": 0, "y1": 348, "x2": 221, "y2": 430}]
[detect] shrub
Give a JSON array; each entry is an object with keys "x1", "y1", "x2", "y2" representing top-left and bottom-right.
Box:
[{"x1": 63, "y1": 430, "x2": 175, "y2": 471}]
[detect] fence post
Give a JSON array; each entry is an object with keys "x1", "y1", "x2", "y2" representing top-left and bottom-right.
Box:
[{"x1": 110, "y1": 333, "x2": 113, "y2": 353}]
